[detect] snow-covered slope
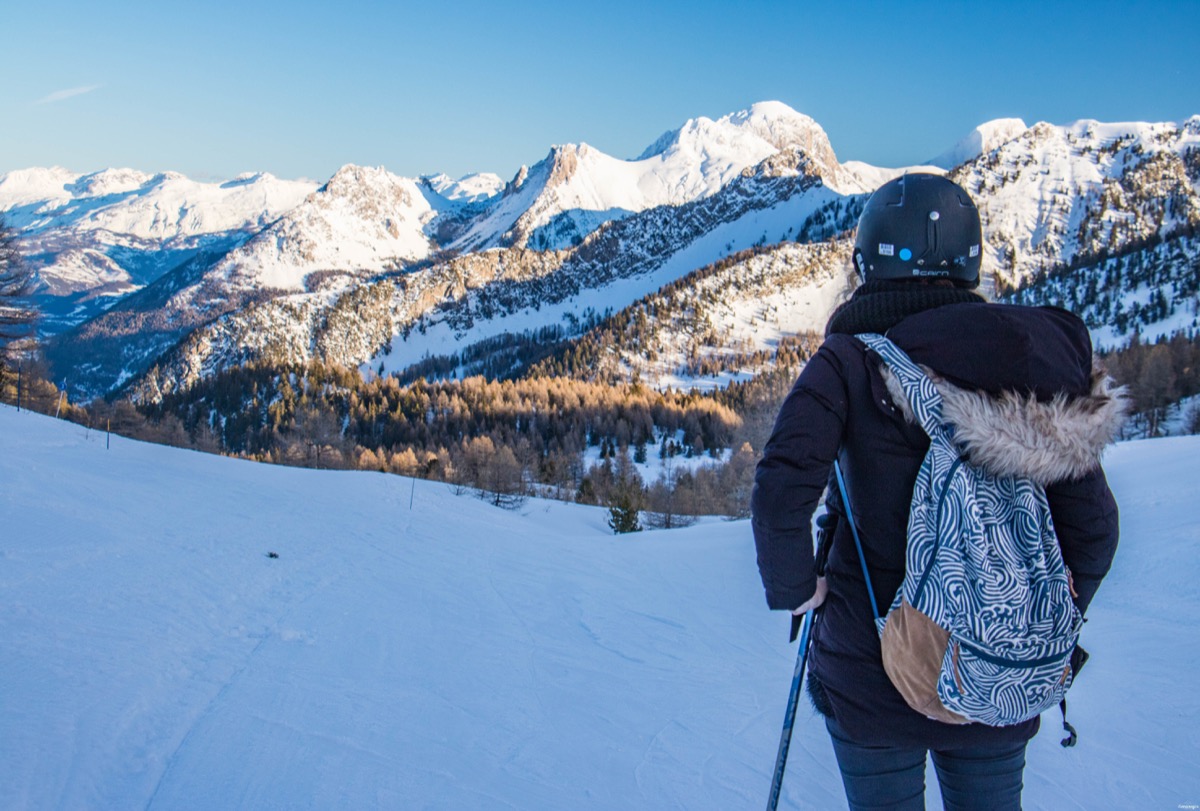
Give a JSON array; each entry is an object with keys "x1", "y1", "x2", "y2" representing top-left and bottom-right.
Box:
[
  {"x1": 367, "y1": 150, "x2": 841, "y2": 380},
  {"x1": 1006, "y1": 233, "x2": 1200, "y2": 348},
  {"x1": 2, "y1": 406, "x2": 1197, "y2": 810},
  {"x1": 393, "y1": 240, "x2": 854, "y2": 392},
  {"x1": 582, "y1": 240, "x2": 853, "y2": 392},
  {"x1": 954, "y1": 116, "x2": 1200, "y2": 292},
  {"x1": 0, "y1": 167, "x2": 316, "y2": 296}
]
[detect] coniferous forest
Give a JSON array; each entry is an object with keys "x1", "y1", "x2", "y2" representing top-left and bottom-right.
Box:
[{"x1": 132, "y1": 336, "x2": 812, "y2": 522}]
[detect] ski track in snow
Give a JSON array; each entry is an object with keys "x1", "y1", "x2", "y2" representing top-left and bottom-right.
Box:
[
  {"x1": 143, "y1": 558, "x2": 348, "y2": 810},
  {"x1": 2, "y1": 406, "x2": 1199, "y2": 810}
]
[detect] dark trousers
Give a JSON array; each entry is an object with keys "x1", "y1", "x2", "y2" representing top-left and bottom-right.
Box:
[{"x1": 826, "y1": 717, "x2": 1027, "y2": 811}]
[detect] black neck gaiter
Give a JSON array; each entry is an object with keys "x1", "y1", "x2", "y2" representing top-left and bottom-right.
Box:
[{"x1": 825, "y1": 280, "x2": 985, "y2": 337}]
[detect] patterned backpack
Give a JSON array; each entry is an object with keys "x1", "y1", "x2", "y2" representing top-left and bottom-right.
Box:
[{"x1": 838, "y1": 333, "x2": 1083, "y2": 728}]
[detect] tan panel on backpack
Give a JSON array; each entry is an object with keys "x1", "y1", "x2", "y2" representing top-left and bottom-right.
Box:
[{"x1": 880, "y1": 598, "x2": 970, "y2": 725}]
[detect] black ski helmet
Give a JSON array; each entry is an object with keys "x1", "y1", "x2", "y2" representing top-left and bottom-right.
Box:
[{"x1": 852, "y1": 173, "x2": 982, "y2": 288}]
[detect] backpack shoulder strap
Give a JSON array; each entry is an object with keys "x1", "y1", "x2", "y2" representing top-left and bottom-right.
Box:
[
  {"x1": 855, "y1": 332, "x2": 950, "y2": 443},
  {"x1": 832, "y1": 458, "x2": 880, "y2": 622}
]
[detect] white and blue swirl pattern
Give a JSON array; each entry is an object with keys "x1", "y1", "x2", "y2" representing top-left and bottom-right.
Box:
[{"x1": 859, "y1": 333, "x2": 1083, "y2": 726}]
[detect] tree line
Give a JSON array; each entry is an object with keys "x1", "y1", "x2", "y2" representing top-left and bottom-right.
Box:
[
  {"x1": 119, "y1": 356, "x2": 797, "y2": 525},
  {"x1": 1100, "y1": 330, "x2": 1200, "y2": 437}
]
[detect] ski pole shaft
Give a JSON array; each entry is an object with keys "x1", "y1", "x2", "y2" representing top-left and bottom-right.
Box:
[{"x1": 766, "y1": 609, "x2": 815, "y2": 811}]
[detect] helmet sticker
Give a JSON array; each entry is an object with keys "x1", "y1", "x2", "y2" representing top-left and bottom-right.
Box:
[
  {"x1": 969, "y1": 244, "x2": 980, "y2": 257},
  {"x1": 878, "y1": 243, "x2": 895, "y2": 256},
  {"x1": 899, "y1": 248, "x2": 913, "y2": 261}
]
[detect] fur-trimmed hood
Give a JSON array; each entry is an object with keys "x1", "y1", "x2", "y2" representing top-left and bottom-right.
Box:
[{"x1": 882, "y1": 363, "x2": 1129, "y2": 485}]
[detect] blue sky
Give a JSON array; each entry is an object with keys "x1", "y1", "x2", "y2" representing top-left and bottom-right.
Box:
[{"x1": 3, "y1": 0, "x2": 1197, "y2": 182}]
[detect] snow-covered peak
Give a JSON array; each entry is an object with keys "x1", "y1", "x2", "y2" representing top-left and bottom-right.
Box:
[
  {"x1": 926, "y1": 118, "x2": 1029, "y2": 170},
  {"x1": 638, "y1": 101, "x2": 838, "y2": 172},
  {"x1": 1, "y1": 167, "x2": 316, "y2": 238},
  {"x1": 320, "y1": 164, "x2": 397, "y2": 196},
  {"x1": 634, "y1": 100, "x2": 866, "y2": 195},
  {"x1": 221, "y1": 171, "x2": 279, "y2": 188},
  {"x1": 723, "y1": 101, "x2": 838, "y2": 162},
  {"x1": 202, "y1": 164, "x2": 435, "y2": 293},
  {"x1": 450, "y1": 103, "x2": 849, "y2": 252},
  {"x1": 65, "y1": 167, "x2": 156, "y2": 197},
  {"x1": 507, "y1": 165, "x2": 531, "y2": 193},
  {"x1": 420, "y1": 172, "x2": 505, "y2": 204},
  {"x1": 0, "y1": 166, "x2": 82, "y2": 207},
  {"x1": 301, "y1": 165, "x2": 435, "y2": 234}
]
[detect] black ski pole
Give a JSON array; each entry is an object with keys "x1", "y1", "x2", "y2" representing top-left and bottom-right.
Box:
[{"x1": 766, "y1": 608, "x2": 816, "y2": 811}]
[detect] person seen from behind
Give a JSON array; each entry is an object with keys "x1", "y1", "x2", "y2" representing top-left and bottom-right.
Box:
[{"x1": 752, "y1": 173, "x2": 1125, "y2": 810}]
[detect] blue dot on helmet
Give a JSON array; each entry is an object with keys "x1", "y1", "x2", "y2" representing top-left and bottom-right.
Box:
[{"x1": 899, "y1": 248, "x2": 913, "y2": 261}]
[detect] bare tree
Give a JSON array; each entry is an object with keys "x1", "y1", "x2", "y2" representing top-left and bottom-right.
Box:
[
  {"x1": 643, "y1": 452, "x2": 696, "y2": 529},
  {"x1": 459, "y1": 436, "x2": 527, "y2": 509},
  {"x1": 0, "y1": 214, "x2": 36, "y2": 355},
  {"x1": 1136, "y1": 343, "x2": 1176, "y2": 437},
  {"x1": 0, "y1": 215, "x2": 37, "y2": 404}
]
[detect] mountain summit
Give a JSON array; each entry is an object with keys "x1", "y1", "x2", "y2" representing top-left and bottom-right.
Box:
[{"x1": 926, "y1": 118, "x2": 1029, "y2": 169}]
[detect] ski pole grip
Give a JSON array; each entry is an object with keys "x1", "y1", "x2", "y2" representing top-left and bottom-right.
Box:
[{"x1": 814, "y1": 511, "x2": 837, "y2": 577}]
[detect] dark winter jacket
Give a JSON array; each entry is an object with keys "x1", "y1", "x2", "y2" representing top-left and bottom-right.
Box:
[{"x1": 752, "y1": 298, "x2": 1125, "y2": 749}]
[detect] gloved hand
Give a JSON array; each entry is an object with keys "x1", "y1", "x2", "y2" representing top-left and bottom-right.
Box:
[{"x1": 791, "y1": 577, "x2": 828, "y2": 617}]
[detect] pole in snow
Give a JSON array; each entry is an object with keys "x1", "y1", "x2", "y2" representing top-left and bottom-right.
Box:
[
  {"x1": 766, "y1": 610, "x2": 816, "y2": 811},
  {"x1": 107, "y1": 418, "x2": 111, "y2": 450}
]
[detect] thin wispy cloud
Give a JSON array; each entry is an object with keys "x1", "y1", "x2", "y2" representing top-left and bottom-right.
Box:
[{"x1": 34, "y1": 84, "x2": 103, "y2": 106}]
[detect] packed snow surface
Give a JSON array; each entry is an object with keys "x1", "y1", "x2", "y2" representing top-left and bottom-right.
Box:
[{"x1": 1, "y1": 405, "x2": 1197, "y2": 810}]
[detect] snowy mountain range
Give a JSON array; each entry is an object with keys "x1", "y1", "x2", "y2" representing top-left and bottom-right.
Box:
[
  {"x1": 3, "y1": 101, "x2": 1199, "y2": 400},
  {"x1": 0, "y1": 167, "x2": 316, "y2": 331}
]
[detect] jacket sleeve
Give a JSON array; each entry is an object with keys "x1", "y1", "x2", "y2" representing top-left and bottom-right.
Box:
[
  {"x1": 1046, "y1": 466, "x2": 1120, "y2": 615},
  {"x1": 751, "y1": 342, "x2": 849, "y2": 610}
]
